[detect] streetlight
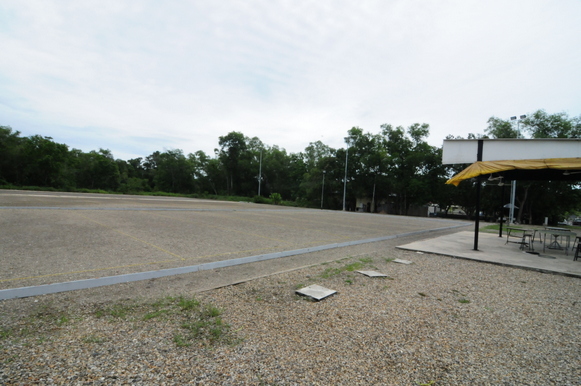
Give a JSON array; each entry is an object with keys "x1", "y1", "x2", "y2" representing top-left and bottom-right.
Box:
[
  {"x1": 342, "y1": 146, "x2": 348, "y2": 211},
  {"x1": 257, "y1": 150, "x2": 262, "y2": 196},
  {"x1": 508, "y1": 115, "x2": 526, "y2": 224},
  {"x1": 321, "y1": 170, "x2": 326, "y2": 209},
  {"x1": 342, "y1": 135, "x2": 360, "y2": 211},
  {"x1": 510, "y1": 115, "x2": 527, "y2": 138}
]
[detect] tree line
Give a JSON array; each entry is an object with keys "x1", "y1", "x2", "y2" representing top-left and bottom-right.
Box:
[{"x1": 1, "y1": 109, "x2": 580, "y2": 223}]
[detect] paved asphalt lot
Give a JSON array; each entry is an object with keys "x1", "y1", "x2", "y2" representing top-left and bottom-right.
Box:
[{"x1": 0, "y1": 190, "x2": 469, "y2": 293}]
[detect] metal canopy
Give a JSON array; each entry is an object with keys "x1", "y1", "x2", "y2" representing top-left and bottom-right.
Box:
[
  {"x1": 442, "y1": 138, "x2": 581, "y2": 251},
  {"x1": 446, "y1": 157, "x2": 581, "y2": 186}
]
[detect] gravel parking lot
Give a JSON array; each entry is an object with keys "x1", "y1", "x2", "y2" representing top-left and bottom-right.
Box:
[
  {"x1": 1, "y1": 191, "x2": 579, "y2": 385},
  {"x1": 0, "y1": 190, "x2": 462, "y2": 291}
]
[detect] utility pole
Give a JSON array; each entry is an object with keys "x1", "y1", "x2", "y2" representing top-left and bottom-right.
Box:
[
  {"x1": 509, "y1": 115, "x2": 526, "y2": 224},
  {"x1": 342, "y1": 147, "x2": 348, "y2": 211},
  {"x1": 258, "y1": 150, "x2": 262, "y2": 196}
]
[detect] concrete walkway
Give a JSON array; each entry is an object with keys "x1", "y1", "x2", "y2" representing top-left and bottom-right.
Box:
[{"x1": 397, "y1": 230, "x2": 581, "y2": 278}]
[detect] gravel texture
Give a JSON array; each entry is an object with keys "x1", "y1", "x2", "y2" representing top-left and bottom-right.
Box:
[{"x1": 1, "y1": 248, "x2": 580, "y2": 385}]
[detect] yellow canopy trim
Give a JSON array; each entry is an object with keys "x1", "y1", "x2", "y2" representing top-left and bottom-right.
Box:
[{"x1": 446, "y1": 158, "x2": 581, "y2": 186}]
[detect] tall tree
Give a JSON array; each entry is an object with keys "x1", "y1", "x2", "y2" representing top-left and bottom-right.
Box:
[
  {"x1": 154, "y1": 149, "x2": 194, "y2": 193},
  {"x1": 218, "y1": 131, "x2": 248, "y2": 195}
]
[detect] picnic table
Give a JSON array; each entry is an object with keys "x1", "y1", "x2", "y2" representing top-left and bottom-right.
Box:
[
  {"x1": 505, "y1": 227, "x2": 536, "y2": 251},
  {"x1": 537, "y1": 228, "x2": 576, "y2": 255}
]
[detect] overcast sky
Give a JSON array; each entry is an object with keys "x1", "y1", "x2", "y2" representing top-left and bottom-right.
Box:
[{"x1": 1, "y1": 1, "x2": 580, "y2": 161}]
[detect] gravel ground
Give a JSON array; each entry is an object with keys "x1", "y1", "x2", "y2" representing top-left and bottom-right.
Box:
[{"x1": 1, "y1": 247, "x2": 580, "y2": 385}]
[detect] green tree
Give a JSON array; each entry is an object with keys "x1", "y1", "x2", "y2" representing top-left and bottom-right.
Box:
[
  {"x1": 20, "y1": 135, "x2": 70, "y2": 188},
  {"x1": 522, "y1": 110, "x2": 581, "y2": 138},
  {"x1": 0, "y1": 126, "x2": 26, "y2": 185},
  {"x1": 218, "y1": 132, "x2": 248, "y2": 195},
  {"x1": 74, "y1": 149, "x2": 120, "y2": 190},
  {"x1": 154, "y1": 149, "x2": 194, "y2": 193},
  {"x1": 381, "y1": 123, "x2": 438, "y2": 215}
]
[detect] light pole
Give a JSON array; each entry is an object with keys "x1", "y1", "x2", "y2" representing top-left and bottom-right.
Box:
[
  {"x1": 321, "y1": 170, "x2": 326, "y2": 209},
  {"x1": 257, "y1": 150, "x2": 262, "y2": 196},
  {"x1": 342, "y1": 147, "x2": 348, "y2": 211},
  {"x1": 510, "y1": 114, "x2": 527, "y2": 138},
  {"x1": 508, "y1": 115, "x2": 526, "y2": 224}
]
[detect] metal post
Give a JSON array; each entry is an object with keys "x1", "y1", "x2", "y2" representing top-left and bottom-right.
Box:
[
  {"x1": 258, "y1": 150, "x2": 262, "y2": 196},
  {"x1": 509, "y1": 180, "x2": 516, "y2": 224},
  {"x1": 321, "y1": 171, "x2": 326, "y2": 209},
  {"x1": 342, "y1": 147, "x2": 348, "y2": 211},
  {"x1": 499, "y1": 182, "x2": 505, "y2": 237},
  {"x1": 474, "y1": 140, "x2": 483, "y2": 251}
]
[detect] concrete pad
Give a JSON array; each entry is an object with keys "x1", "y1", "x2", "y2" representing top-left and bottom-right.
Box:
[
  {"x1": 356, "y1": 270, "x2": 388, "y2": 277},
  {"x1": 296, "y1": 284, "x2": 336, "y2": 300},
  {"x1": 392, "y1": 259, "x2": 413, "y2": 265},
  {"x1": 397, "y1": 231, "x2": 581, "y2": 278}
]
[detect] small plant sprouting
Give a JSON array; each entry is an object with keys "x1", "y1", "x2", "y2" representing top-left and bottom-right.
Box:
[
  {"x1": 345, "y1": 279, "x2": 353, "y2": 285},
  {"x1": 82, "y1": 335, "x2": 106, "y2": 344},
  {"x1": 269, "y1": 193, "x2": 282, "y2": 205},
  {"x1": 177, "y1": 296, "x2": 200, "y2": 311},
  {"x1": 458, "y1": 298, "x2": 471, "y2": 304},
  {"x1": 0, "y1": 327, "x2": 12, "y2": 340},
  {"x1": 142, "y1": 309, "x2": 170, "y2": 321},
  {"x1": 418, "y1": 381, "x2": 436, "y2": 386},
  {"x1": 56, "y1": 315, "x2": 70, "y2": 326},
  {"x1": 173, "y1": 334, "x2": 191, "y2": 347}
]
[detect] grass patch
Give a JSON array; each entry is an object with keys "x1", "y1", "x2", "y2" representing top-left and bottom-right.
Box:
[
  {"x1": 458, "y1": 299, "x2": 471, "y2": 304},
  {"x1": 0, "y1": 327, "x2": 12, "y2": 340},
  {"x1": 179, "y1": 304, "x2": 232, "y2": 346},
  {"x1": 142, "y1": 309, "x2": 170, "y2": 321},
  {"x1": 480, "y1": 224, "x2": 501, "y2": 233},
  {"x1": 173, "y1": 334, "x2": 191, "y2": 347},
  {"x1": 82, "y1": 335, "x2": 106, "y2": 344},
  {"x1": 3, "y1": 295, "x2": 238, "y2": 349},
  {"x1": 319, "y1": 257, "x2": 373, "y2": 279},
  {"x1": 177, "y1": 296, "x2": 200, "y2": 311},
  {"x1": 94, "y1": 302, "x2": 136, "y2": 319}
]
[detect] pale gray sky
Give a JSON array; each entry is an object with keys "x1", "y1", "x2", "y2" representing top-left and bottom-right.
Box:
[{"x1": 1, "y1": 0, "x2": 580, "y2": 160}]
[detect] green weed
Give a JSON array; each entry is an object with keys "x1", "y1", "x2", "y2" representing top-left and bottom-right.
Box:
[
  {"x1": 142, "y1": 309, "x2": 170, "y2": 321},
  {"x1": 0, "y1": 327, "x2": 12, "y2": 340},
  {"x1": 56, "y1": 315, "x2": 70, "y2": 326},
  {"x1": 82, "y1": 335, "x2": 106, "y2": 344},
  {"x1": 177, "y1": 296, "x2": 200, "y2": 311},
  {"x1": 319, "y1": 258, "x2": 373, "y2": 279},
  {"x1": 173, "y1": 334, "x2": 191, "y2": 347}
]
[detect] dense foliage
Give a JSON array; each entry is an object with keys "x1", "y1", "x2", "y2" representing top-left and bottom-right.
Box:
[{"x1": 1, "y1": 109, "x2": 580, "y2": 222}]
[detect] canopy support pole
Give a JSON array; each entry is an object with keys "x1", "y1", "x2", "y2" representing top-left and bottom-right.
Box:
[
  {"x1": 498, "y1": 182, "x2": 505, "y2": 237},
  {"x1": 474, "y1": 140, "x2": 483, "y2": 251}
]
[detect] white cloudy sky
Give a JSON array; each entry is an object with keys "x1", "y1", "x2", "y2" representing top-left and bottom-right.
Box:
[{"x1": 1, "y1": 1, "x2": 580, "y2": 160}]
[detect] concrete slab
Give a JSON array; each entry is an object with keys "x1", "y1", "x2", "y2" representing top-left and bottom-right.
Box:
[
  {"x1": 397, "y1": 231, "x2": 581, "y2": 278},
  {"x1": 356, "y1": 270, "x2": 388, "y2": 277},
  {"x1": 392, "y1": 259, "x2": 413, "y2": 265},
  {"x1": 296, "y1": 284, "x2": 337, "y2": 301}
]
